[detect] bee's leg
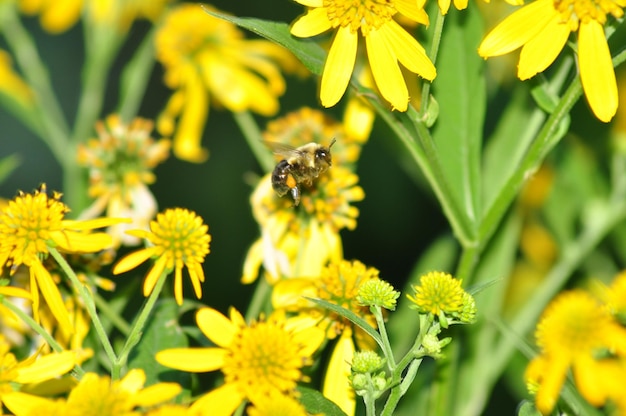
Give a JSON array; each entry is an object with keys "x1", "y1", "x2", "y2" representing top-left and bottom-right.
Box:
[{"x1": 290, "y1": 186, "x2": 300, "y2": 206}]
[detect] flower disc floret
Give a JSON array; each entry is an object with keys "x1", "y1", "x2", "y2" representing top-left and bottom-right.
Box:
[{"x1": 113, "y1": 208, "x2": 211, "y2": 305}]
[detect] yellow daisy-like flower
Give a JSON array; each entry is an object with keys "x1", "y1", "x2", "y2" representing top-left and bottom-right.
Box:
[
  {"x1": 19, "y1": 0, "x2": 172, "y2": 33},
  {"x1": 478, "y1": 0, "x2": 624, "y2": 122},
  {"x1": 113, "y1": 208, "x2": 211, "y2": 306},
  {"x1": 155, "y1": 4, "x2": 302, "y2": 162},
  {"x1": 406, "y1": 271, "x2": 476, "y2": 327},
  {"x1": 242, "y1": 109, "x2": 365, "y2": 285},
  {"x1": 291, "y1": 0, "x2": 436, "y2": 111},
  {"x1": 0, "y1": 334, "x2": 76, "y2": 407},
  {"x1": 0, "y1": 185, "x2": 125, "y2": 336},
  {"x1": 525, "y1": 290, "x2": 626, "y2": 414},
  {"x1": 155, "y1": 307, "x2": 324, "y2": 416},
  {"x1": 77, "y1": 114, "x2": 170, "y2": 248},
  {"x1": 2, "y1": 368, "x2": 182, "y2": 416},
  {"x1": 273, "y1": 260, "x2": 381, "y2": 415}
]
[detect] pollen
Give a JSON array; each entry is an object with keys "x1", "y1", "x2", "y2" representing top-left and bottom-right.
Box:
[
  {"x1": 324, "y1": 0, "x2": 397, "y2": 35},
  {"x1": 554, "y1": 0, "x2": 625, "y2": 29},
  {"x1": 221, "y1": 317, "x2": 310, "y2": 400}
]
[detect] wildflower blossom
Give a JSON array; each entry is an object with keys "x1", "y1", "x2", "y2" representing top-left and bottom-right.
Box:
[
  {"x1": 155, "y1": 307, "x2": 324, "y2": 415},
  {"x1": 0, "y1": 335, "x2": 75, "y2": 407},
  {"x1": 0, "y1": 185, "x2": 125, "y2": 335},
  {"x1": 273, "y1": 260, "x2": 381, "y2": 415},
  {"x1": 2, "y1": 368, "x2": 182, "y2": 416},
  {"x1": 77, "y1": 114, "x2": 170, "y2": 247},
  {"x1": 478, "y1": 0, "x2": 624, "y2": 122},
  {"x1": 290, "y1": 0, "x2": 436, "y2": 111},
  {"x1": 242, "y1": 109, "x2": 365, "y2": 285},
  {"x1": 155, "y1": 4, "x2": 302, "y2": 162},
  {"x1": 113, "y1": 208, "x2": 211, "y2": 306},
  {"x1": 406, "y1": 271, "x2": 476, "y2": 327},
  {"x1": 357, "y1": 278, "x2": 400, "y2": 310},
  {"x1": 246, "y1": 391, "x2": 310, "y2": 416},
  {"x1": 525, "y1": 290, "x2": 626, "y2": 414}
]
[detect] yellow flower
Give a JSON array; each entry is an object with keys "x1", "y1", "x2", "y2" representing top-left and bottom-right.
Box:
[
  {"x1": 0, "y1": 334, "x2": 76, "y2": 407},
  {"x1": 478, "y1": 0, "x2": 624, "y2": 122},
  {"x1": 2, "y1": 368, "x2": 182, "y2": 416},
  {"x1": 525, "y1": 290, "x2": 626, "y2": 414},
  {"x1": 0, "y1": 49, "x2": 33, "y2": 108},
  {"x1": 291, "y1": 0, "x2": 435, "y2": 111},
  {"x1": 77, "y1": 114, "x2": 170, "y2": 248},
  {"x1": 242, "y1": 109, "x2": 365, "y2": 285},
  {"x1": 155, "y1": 4, "x2": 302, "y2": 162},
  {"x1": 246, "y1": 391, "x2": 310, "y2": 416},
  {"x1": 155, "y1": 307, "x2": 324, "y2": 416},
  {"x1": 19, "y1": 0, "x2": 172, "y2": 33},
  {"x1": 406, "y1": 271, "x2": 476, "y2": 327},
  {"x1": 113, "y1": 208, "x2": 211, "y2": 306},
  {"x1": 273, "y1": 260, "x2": 381, "y2": 415},
  {"x1": 0, "y1": 185, "x2": 125, "y2": 336}
]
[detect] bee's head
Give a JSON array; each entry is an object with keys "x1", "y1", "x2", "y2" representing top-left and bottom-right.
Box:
[{"x1": 315, "y1": 138, "x2": 336, "y2": 166}]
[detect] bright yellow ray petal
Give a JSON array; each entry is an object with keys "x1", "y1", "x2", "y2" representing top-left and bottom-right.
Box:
[
  {"x1": 31, "y1": 262, "x2": 73, "y2": 336},
  {"x1": 578, "y1": 20, "x2": 618, "y2": 123},
  {"x1": 241, "y1": 238, "x2": 263, "y2": 284},
  {"x1": 366, "y1": 27, "x2": 409, "y2": 111},
  {"x1": 14, "y1": 351, "x2": 75, "y2": 384},
  {"x1": 156, "y1": 347, "x2": 227, "y2": 372},
  {"x1": 2, "y1": 392, "x2": 54, "y2": 416},
  {"x1": 453, "y1": 0, "x2": 468, "y2": 11},
  {"x1": 50, "y1": 230, "x2": 113, "y2": 253},
  {"x1": 518, "y1": 16, "x2": 569, "y2": 80},
  {"x1": 143, "y1": 256, "x2": 168, "y2": 297},
  {"x1": 61, "y1": 217, "x2": 130, "y2": 230},
  {"x1": 188, "y1": 264, "x2": 203, "y2": 299},
  {"x1": 290, "y1": 8, "x2": 332, "y2": 37},
  {"x1": 382, "y1": 21, "x2": 436, "y2": 80},
  {"x1": 189, "y1": 383, "x2": 244, "y2": 416},
  {"x1": 323, "y1": 330, "x2": 356, "y2": 416},
  {"x1": 320, "y1": 26, "x2": 358, "y2": 108},
  {"x1": 174, "y1": 266, "x2": 183, "y2": 306},
  {"x1": 113, "y1": 247, "x2": 158, "y2": 274},
  {"x1": 119, "y1": 368, "x2": 146, "y2": 393},
  {"x1": 174, "y1": 66, "x2": 209, "y2": 163},
  {"x1": 394, "y1": 0, "x2": 430, "y2": 25},
  {"x1": 478, "y1": 0, "x2": 556, "y2": 57},
  {"x1": 439, "y1": 0, "x2": 451, "y2": 15},
  {"x1": 196, "y1": 307, "x2": 237, "y2": 347}
]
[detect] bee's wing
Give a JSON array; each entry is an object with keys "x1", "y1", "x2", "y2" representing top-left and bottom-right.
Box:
[{"x1": 264, "y1": 141, "x2": 307, "y2": 159}]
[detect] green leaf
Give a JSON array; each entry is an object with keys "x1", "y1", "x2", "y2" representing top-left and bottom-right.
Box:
[
  {"x1": 202, "y1": 7, "x2": 326, "y2": 75},
  {"x1": 0, "y1": 154, "x2": 20, "y2": 184},
  {"x1": 305, "y1": 297, "x2": 384, "y2": 350},
  {"x1": 430, "y1": 7, "x2": 486, "y2": 237},
  {"x1": 128, "y1": 299, "x2": 190, "y2": 392},
  {"x1": 517, "y1": 401, "x2": 542, "y2": 416},
  {"x1": 297, "y1": 386, "x2": 348, "y2": 416}
]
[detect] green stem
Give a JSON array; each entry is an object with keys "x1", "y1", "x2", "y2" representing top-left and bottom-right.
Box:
[
  {"x1": 49, "y1": 248, "x2": 118, "y2": 367},
  {"x1": 112, "y1": 270, "x2": 168, "y2": 379},
  {"x1": 1, "y1": 297, "x2": 85, "y2": 378},
  {"x1": 244, "y1": 277, "x2": 271, "y2": 321},
  {"x1": 419, "y1": 10, "x2": 445, "y2": 113},
  {"x1": 233, "y1": 110, "x2": 275, "y2": 173},
  {"x1": 93, "y1": 291, "x2": 131, "y2": 336},
  {"x1": 0, "y1": 3, "x2": 70, "y2": 162},
  {"x1": 372, "y1": 306, "x2": 396, "y2": 369}
]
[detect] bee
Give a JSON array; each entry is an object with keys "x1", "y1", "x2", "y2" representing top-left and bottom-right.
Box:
[{"x1": 268, "y1": 139, "x2": 336, "y2": 206}]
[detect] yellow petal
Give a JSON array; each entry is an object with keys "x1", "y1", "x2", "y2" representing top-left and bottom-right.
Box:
[
  {"x1": 143, "y1": 256, "x2": 168, "y2": 297},
  {"x1": 119, "y1": 368, "x2": 146, "y2": 393},
  {"x1": 134, "y1": 382, "x2": 182, "y2": 407},
  {"x1": 578, "y1": 20, "x2": 618, "y2": 123},
  {"x1": 15, "y1": 351, "x2": 75, "y2": 384},
  {"x1": 439, "y1": 0, "x2": 451, "y2": 15},
  {"x1": 0, "y1": 286, "x2": 32, "y2": 299},
  {"x1": 31, "y1": 262, "x2": 73, "y2": 336},
  {"x1": 294, "y1": 0, "x2": 323, "y2": 6},
  {"x1": 292, "y1": 326, "x2": 325, "y2": 356},
  {"x1": 453, "y1": 0, "x2": 468, "y2": 11},
  {"x1": 382, "y1": 20, "x2": 436, "y2": 80},
  {"x1": 61, "y1": 217, "x2": 131, "y2": 230},
  {"x1": 196, "y1": 307, "x2": 237, "y2": 347},
  {"x1": 321, "y1": 26, "x2": 357, "y2": 108},
  {"x1": 290, "y1": 8, "x2": 332, "y2": 38},
  {"x1": 241, "y1": 238, "x2": 263, "y2": 284},
  {"x1": 156, "y1": 347, "x2": 227, "y2": 372},
  {"x1": 478, "y1": 0, "x2": 555, "y2": 57},
  {"x1": 112, "y1": 247, "x2": 157, "y2": 275},
  {"x1": 272, "y1": 278, "x2": 318, "y2": 310},
  {"x1": 518, "y1": 16, "x2": 569, "y2": 80},
  {"x1": 39, "y1": 0, "x2": 81, "y2": 33},
  {"x1": 366, "y1": 26, "x2": 409, "y2": 111},
  {"x1": 50, "y1": 230, "x2": 113, "y2": 253},
  {"x1": 394, "y1": 0, "x2": 429, "y2": 25},
  {"x1": 174, "y1": 266, "x2": 183, "y2": 306},
  {"x1": 189, "y1": 383, "x2": 244, "y2": 416},
  {"x1": 173, "y1": 67, "x2": 209, "y2": 163},
  {"x1": 2, "y1": 392, "x2": 55, "y2": 416},
  {"x1": 323, "y1": 330, "x2": 356, "y2": 416}
]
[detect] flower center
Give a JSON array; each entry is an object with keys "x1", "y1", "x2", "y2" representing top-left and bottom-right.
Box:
[
  {"x1": 150, "y1": 208, "x2": 210, "y2": 269},
  {"x1": 554, "y1": 0, "x2": 624, "y2": 29},
  {"x1": 0, "y1": 188, "x2": 67, "y2": 268},
  {"x1": 221, "y1": 320, "x2": 307, "y2": 400},
  {"x1": 323, "y1": 0, "x2": 397, "y2": 35}
]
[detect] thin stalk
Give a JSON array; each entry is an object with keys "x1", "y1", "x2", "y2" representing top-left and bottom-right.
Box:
[
  {"x1": 112, "y1": 270, "x2": 168, "y2": 379},
  {"x1": 233, "y1": 110, "x2": 275, "y2": 173},
  {"x1": 244, "y1": 277, "x2": 271, "y2": 322},
  {"x1": 419, "y1": 10, "x2": 445, "y2": 113},
  {"x1": 372, "y1": 306, "x2": 397, "y2": 369},
  {"x1": 49, "y1": 248, "x2": 117, "y2": 367},
  {"x1": 93, "y1": 291, "x2": 131, "y2": 336},
  {"x1": 1, "y1": 298, "x2": 85, "y2": 378}
]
